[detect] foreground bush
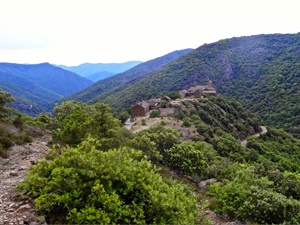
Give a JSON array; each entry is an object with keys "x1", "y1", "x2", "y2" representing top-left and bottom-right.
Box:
[
  {"x1": 19, "y1": 138, "x2": 200, "y2": 224},
  {"x1": 209, "y1": 164, "x2": 300, "y2": 224}
]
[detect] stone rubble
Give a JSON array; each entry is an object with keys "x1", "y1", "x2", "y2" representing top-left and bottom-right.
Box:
[{"x1": 0, "y1": 133, "x2": 51, "y2": 225}]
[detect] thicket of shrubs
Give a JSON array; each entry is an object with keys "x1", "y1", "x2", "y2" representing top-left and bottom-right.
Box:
[{"x1": 13, "y1": 95, "x2": 300, "y2": 224}]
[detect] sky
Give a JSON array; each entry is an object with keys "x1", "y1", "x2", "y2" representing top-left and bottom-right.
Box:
[{"x1": 0, "y1": 0, "x2": 299, "y2": 66}]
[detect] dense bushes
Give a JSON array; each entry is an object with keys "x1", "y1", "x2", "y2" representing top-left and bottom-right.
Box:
[
  {"x1": 209, "y1": 164, "x2": 300, "y2": 224},
  {"x1": 18, "y1": 98, "x2": 300, "y2": 224},
  {"x1": 173, "y1": 96, "x2": 261, "y2": 141},
  {"x1": 53, "y1": 101, "x2": 127, "y2": 150},
  {"x1": 19, "y1": 138, "x2": 200, "y2": 224},
  {"x1": 164, "y1": 141, "x2": 207, "y2": 176}
]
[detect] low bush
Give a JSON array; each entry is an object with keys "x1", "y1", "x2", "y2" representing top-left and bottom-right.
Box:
[
  {"x1": 150, "y1": 110, "x2": 160, "y2": 118},
  {"x1": 19, "y1": 138, "x2": 200, "y2": 224}
]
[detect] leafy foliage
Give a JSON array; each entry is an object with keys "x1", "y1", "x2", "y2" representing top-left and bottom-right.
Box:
[
  {"x1": 19, "y1": 138, "x2": 200, "y2": 224},
  {"x1": 209, "y1": 164, "x2": 300, "y2": 224},
  {"x1": 19, "y1": 96, "x2": 300, "y2": 224},
  {"x1": 164, "y1": 141, "x2": 207, "y2": 176},
  {"x1": 173, "y1": 96, "x2": 261, "y2": 141},
  {"x1": 131, "y1": 125, "x2": 180, "y2": 160},
  {"x1": 86, "y1": 33, "x2": 300, "y2": 137},
  {"x1": 0, "y1": 88, "x2": 14, "y2": 120},
  {"x1": 246, "y1": 127, "x2": 300, "y2": 171},
  {"x1": 53, "y1": 101, "x2": 126, "y2": 149}
]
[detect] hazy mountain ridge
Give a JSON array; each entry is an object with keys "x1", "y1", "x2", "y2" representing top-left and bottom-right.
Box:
[
  {"x1": 58, "y1": 61, "x2": 142, "y2": 80},
  {"x1": 0, "y1": 62, "x2": 93, "y2": 114},
  {"x1": 86, "y1": 71, "x2": 115, "y2": 82},
  {"x1": 62, "y1": 49, "x2": 193, "y2": 103}
]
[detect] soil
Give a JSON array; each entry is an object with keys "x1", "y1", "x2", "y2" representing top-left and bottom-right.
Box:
[{"x1": 0, "y1": 133, "x2": 51, "y2": 225}]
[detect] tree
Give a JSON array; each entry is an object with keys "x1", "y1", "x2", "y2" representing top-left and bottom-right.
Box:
[
  {"x1": 164, "y1": 141, "x2": 208, "y2": 176},
  {"x1": 0, "y1": 89, "x2": 14, "y2": 120},
  {"x1": 134, "y1": 125, "x2": 180, "y2": 156},
  {"x1": 53, "y1": 101, "x2": 126, "y2": 149},
  {"x1": 209, "y1": 163, "x2": 300, "y2": 224},
  {"x1": 19, "y1": 138, "x2": 200, "y2": 224},
  {"x1": 212, "y1": 133, "x2": 244, "y2": 158},
  {"x1": 168, "y1": 92, "x2": 181, "y2": 100}
]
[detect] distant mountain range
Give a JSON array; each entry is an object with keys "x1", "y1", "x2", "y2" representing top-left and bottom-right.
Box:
[
  {"x1": 58, "y1": 61, "x2": 142, "y2": 82},
  {"x1": 59, "y1": 49, "x2": 193, "y2": 103},
  {"x1": 73, "y1": 33, "x2": 300, "y2": 138},
  {"x1": 0, "y1": 63, "x2": 92, "y2": 114},
  {"x1": 3, "y1": 33, "x2": 300, "y2": 138}
]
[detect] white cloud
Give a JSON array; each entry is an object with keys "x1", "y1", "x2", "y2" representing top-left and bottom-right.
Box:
[{"x1": 0, "y1": 0, "x2": 299, "y2": 65}]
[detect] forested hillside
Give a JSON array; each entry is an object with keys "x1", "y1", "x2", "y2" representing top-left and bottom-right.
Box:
[
  {"x1": 12, "y1": 92, "x2": 300, "y2": 224},
  {"x1": 0, "y1": 63, "x2": 92, "y2": 114},
  {"x1": 61, "y1": 49, "x2": 193, "y2": 103},
  {"x1": 89, "y1": 33, "x2": 300, "y2": 137}
]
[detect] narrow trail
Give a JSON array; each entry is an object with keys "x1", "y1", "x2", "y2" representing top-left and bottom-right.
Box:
[
  {"x1": 0, "y1": 133, "x2": 51, "y2": 225},
  {"x1": 241, "y1": 126, "x2": 267, "y2": 147}
]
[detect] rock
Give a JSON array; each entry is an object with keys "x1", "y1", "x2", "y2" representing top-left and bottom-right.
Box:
[
  {"x1": 30, "y1": 222, "x2": 41, "y2": 225},
  {"x1": 9, "y1": 171, "x2": 18, "y2": 176},
  {"x1": 198, "y1": 178, "x2": 217, "y2": 189},
  {"x1": 17, "y1": 203, "x2": 31, "y2": 213},
  {"x1": 0, "y1": 134, "x2": 51, "y2": 225},
  {"x1": 19, "y1": 166, "x2": 29, "y2": 171},
  {"x1": 29, "y1": 159, "x2": 37, "y2": 165}
]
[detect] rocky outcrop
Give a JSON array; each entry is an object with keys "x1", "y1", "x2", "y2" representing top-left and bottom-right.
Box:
[{"x1": 0, "y1": 133, "x2": 51, "y2": 225}]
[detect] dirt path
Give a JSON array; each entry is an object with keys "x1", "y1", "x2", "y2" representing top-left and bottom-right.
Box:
[
  {"x1": 0, "y1": 133, "x2": 51, "y2": 225},
  {"x1": 241, "y1": 126, "x2": 267, "y2": 147}
]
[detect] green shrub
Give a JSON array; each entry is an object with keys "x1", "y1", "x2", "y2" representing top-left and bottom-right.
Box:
[
  {"x1": 150, "y1": 110, "x2": 160, "y2": 118},
  {"x1": 164, "y1": 141, "x2": 208, "y2": 176},
  {"x1": 0, "y1": 136, "x2": 13, "y2": 149},
  {"x1": 141, "y1": 119, "x2": 146, "y2": 126},
  {"x1": 182, "y1": 117, "x2": 191, "y2": 127},
  {"x1": 0, "y1": 144, "x2": 9, "y2": 158},
  {"x1": 13, "y1": 115, "x2": 24, "y2": 129},
  {"x1": 209, "y1": 164, "x2": 300, "y2": 224},
  {"x1": 19, "y1": 138, "x2": 200, "y2": 224},
  {"x1": 168, "y1": 92, "x2": 181, "y2": 100}
]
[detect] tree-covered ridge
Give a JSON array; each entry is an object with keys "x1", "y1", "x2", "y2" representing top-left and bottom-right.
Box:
[
  {"x1": 171, "y1": 96, "x2": 261, "y2": 141},
  {"x1": 58, "y1": 61, "x2": 142, "y2": 78},
  {"x1": 60, "y1": 49, "x2": 193, "y2": 104},
  {"x1": 90, "y1": 33, "x2": 300, "y2": 137},
  {"x1": 16, "y1": 94, "x2": 300, "y2": 224},
  {"x1": 0, "y1": 63, "x2": 93, "y2": 115}
]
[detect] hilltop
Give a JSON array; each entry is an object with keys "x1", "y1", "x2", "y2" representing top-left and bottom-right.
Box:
[
  {"x1": 87, "y1": 33, "x2": 300, "y2": 137},
  {"x1": 128, "y1": 95, "x2": 261, "y2": 141}
]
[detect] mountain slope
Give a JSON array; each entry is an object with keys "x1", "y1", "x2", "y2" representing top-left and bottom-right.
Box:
[
  {"x1": 90, "y1": 33, "x2": 300, "y2": 137},
  {"x1": 0, "y1": 63, "x2": 93, "y2": 114},
  {"x1": 61, "y1": 49, "x2": 193, "y2": 103},
  {"x1": 86, "y1": 71, "x2": 115, "y2": 82},
  {"x1": 58, "y1": 61, "x2": 142, "y2": 78}
]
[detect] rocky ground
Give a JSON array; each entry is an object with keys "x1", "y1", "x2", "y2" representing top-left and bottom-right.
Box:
[
  {"x1": 0, "y1": 133, "x2": 51, "y2": 225},
  {"x1": 0, "y1": 127, "x2": 246, "y2": 225}
]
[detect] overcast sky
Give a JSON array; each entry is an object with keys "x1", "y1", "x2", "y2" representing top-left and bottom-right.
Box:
[{"x1": 0, "y1": 0, "x2": 299, "y2": 66}]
